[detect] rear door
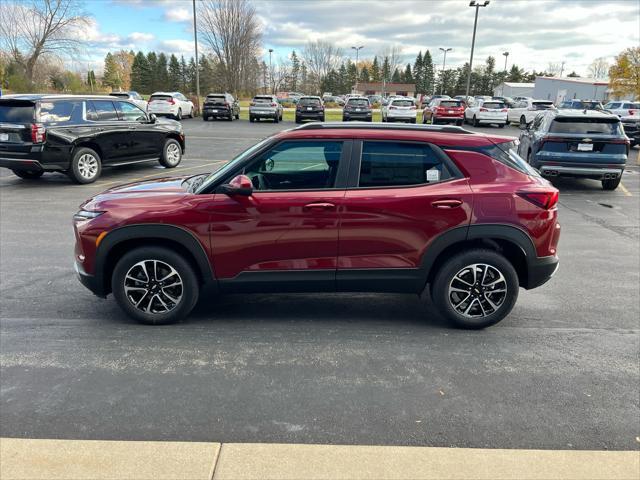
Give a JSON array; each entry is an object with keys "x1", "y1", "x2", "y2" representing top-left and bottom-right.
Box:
[{"x1": 337, "y1": 140, "x2": 473, "y2": 292}]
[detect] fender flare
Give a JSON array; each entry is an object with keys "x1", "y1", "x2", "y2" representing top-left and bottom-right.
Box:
[{"x1": 94, "y1": 224, "x2": 215, "y2": 294}]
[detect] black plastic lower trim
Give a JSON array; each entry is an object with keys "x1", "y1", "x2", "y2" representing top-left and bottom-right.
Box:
[
  {"x1": 526, "y1": 255, "x2": 559, "y2": 289},
  {"x1": 219, "y1": 270, "x2": 335, "y2": 293}
]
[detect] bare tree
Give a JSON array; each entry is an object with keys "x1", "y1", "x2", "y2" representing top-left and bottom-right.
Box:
[
  {"x1": 546, "y1": 62, "x2": 562, "y2": 76},
  {"x1": 197, "y1": 0, "x2": 262, "y2": 94},
  {"x1": 378, "y1": 44, "x2": 404, "y2": 75},
  {"x1": 588, "y1": 57, "x2": 610, "y2": 79},
  {"x1": 301, "y1": 40, "x2": 344, "y2": 92},
  {"x1": 0, "y1": 0, "x2": 89, "y2": 84}
]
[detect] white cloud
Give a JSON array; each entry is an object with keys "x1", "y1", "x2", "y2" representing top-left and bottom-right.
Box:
[
  {"x1": 128, "y1": 32, "x2": 155, "y2": 43},
  {"x1": 164, "y1": 7, "x2": 191, "y2": 23},
  {"x1": 157, "y1": 39, "x2": 195, "y2": 57}
]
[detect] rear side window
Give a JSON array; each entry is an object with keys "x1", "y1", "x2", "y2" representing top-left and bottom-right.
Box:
[
  {"x1": 0, "y1": 102, "x2": 35, "y2": 123},
  {"x1": 90, "y1": 100, "x2": 118, "y2": 121},
  {"x1": 115, "y1": 101, "x2": 147, "y2": 122},
  {"x1": 207, "y1": 95, "x2": 226, "y2": 103},
  {"x1": 533, "y1": 102, "x2": 554, "y2": 110},
  {"x1": 39, "y1": 100, "x2": 84, "y2": 124},
  {"x1": 487, "y1": 141, "x2": 540, "y2": 177},
  {"x1": 549, "y1": 118, "x2": 622, "y2": 135},
  {"x1": 358, "y1": 141, "x2": 452, "y2": 188}
]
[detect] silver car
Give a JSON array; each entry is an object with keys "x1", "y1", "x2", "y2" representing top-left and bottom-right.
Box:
[
  {"x1": 249, "y1": 95, "x2": 283, "y2": 123},
  {"x1": 382, "y1": 98, "x2": 417, "y2": 123}
]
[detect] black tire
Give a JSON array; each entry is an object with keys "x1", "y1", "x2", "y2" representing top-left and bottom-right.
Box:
[
  {"x1": 342, "y1": 116, "x2": 348, "y2": 122},
  {"x1": 68, "y1": 147, "x2": 102, "y2": 184},
  {"x1": 188, "y1": 108, "x2": 194, "y2": 118},
  {"x1": 430, "y1": 116, "x2": 437, "y2": 125},
  {"x1": 431, "y1": 249, "x2": 519, "y2": 329},
  {"x1": 473, "y1": 116, "x2": 480, "y2": 127},
  {"x1": 274, "y1": 114, "x2": 279, "y2": 124},
  {"x1": 321, "y1": 115, "x2": 325, "y2": 122},
  {"x1": 410, "y1": 118, "x2": 416, "y2": 124},
  {"x1": 112, "y1": 247, "x2": 199, "y2": 325},
  {"x1": 367, "y1": 117, "x2": 372, "y2": 122},
  {"x1": 249, "y1": 116, "x2": 255, "y2": 123},
  {"x1": 159, "y1": 138, "x2": 182, "y2": 168},
  {"x1": 498, "y1": 122, "x2": 505, "y2": 128},
  {"x1": 295, "y1": 116, "x2": 301, "y2": 124},
  {"x1": 202, "y1": 115, "x2": 208, "y2": 122},
  {"x1": 422, "y1": 114, "x2": 427, "y2": 124},
  {"x1": 235, "y1": 112, "x2": 240, "y2": 120},
  {"x1": 519, "y1": 116, "x2": 527, "y2": 129},
  {"x1": 228, "y1": 114, "x2": 233, "y2": 121},
  {"x1": 175, "y1": 109, "x2": 182, "y2": 121},
  {"x1": 12, "y1": 169, "x2": 43, "y2": 179},
  {"x1": 456, "y1": 120, "x2": 463, "y2": 126},
  {"x1": 602, "y1": 177, "x2": 621, "y2": 190}
]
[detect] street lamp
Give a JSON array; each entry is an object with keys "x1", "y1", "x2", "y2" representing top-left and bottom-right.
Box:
[
  {"x1": 351, "y1": 45, "x2": 364, "y2": 93},
  {"x1": 268, "y1": 48, "x2": 274, "y2": 94},
  {"x1": 192, "y1": 0, "x2": 200, "y2": 114},
  {"x1": 501, "y1": 51, "x2": 509, "y2": 95},
  {"x1": 439, "y1": 47, "x2": 452, "y2": 95},
  {"x1": 465, "y1": 0, "x2": 490, "y2": 99}
]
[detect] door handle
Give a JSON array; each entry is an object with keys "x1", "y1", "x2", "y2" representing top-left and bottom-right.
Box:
[
  {"x1": 303, "y1": 202, "x2": 336, "y2": 211},
  {"x1": 432, "y1": 199, "x2": 463, "y2": 209}
]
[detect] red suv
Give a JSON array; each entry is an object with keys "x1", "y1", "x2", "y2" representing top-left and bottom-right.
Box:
[{"x1": 74, "y1": 124, "x2": 560, "y2": 328}]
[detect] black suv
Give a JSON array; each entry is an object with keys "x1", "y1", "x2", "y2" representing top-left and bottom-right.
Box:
[
  {"x1": 0, "y1": 95, "x2": 185, "y2": 184},
  {"x1": 202, "y1": 93, "x2": 240, "y2": 121},
  {"x1": 295, "y1": 96, "x2": 325, "y2": 123},
  {"x1": 343, "y1": 97, "x2": 373, "y2": 122}
]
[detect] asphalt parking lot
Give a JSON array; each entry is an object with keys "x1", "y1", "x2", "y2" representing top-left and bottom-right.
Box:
[{"x1": 1, "y1": 118, "x2": 638, "y2": 451}]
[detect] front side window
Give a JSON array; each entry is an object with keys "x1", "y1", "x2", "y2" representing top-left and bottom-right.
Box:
[
  {"x1": 358, "y1": 141, "x2": 452, "y2": 188},
  {"x1": 243, "y1": 140, "x2": 343, "y2": 191},
  {"x1": 90, "y1": 100, "x2": 118, "y2": 121},
  {"x1": 115, "y1": 101, "x2": 147, "y2": 122}
]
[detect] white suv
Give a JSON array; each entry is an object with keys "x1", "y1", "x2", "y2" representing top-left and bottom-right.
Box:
[
  {"x1": 604, "y1": 101, "x2": 640, "y2": 118},
  {"x1": 147, "y1": 92, "x2": 194, "y2": 121},
  {"x1": 507, "y1": 99, "x2": 555, "y2": 127},
  {"x1": 382, "y1": 98, "x2": 417, "y2": 123}
]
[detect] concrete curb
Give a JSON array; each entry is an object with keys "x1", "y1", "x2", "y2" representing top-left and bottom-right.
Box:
[{"x1": 2, "y1": 438, "x2": 638, "y2": 480}]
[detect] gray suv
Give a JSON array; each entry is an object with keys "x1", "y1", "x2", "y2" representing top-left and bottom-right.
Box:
[{"x1": 249, "y1": 95, "x2": 283, "y2": 123}]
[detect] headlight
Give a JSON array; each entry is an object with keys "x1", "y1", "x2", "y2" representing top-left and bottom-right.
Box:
[{"x1": 73, "y1": 210, "x2": 104, "y2": 222}]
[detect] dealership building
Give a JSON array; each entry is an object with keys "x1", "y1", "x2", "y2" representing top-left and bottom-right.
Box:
[
  {"x1": 493, "y1": 82, "x2": 535, "y2": 98},
  {"x1": 533, "y1": 76, "x2": 609, "y2": 103},
  {"x1": 353, "y1": 82, "x2": 416, "y2": 97}
]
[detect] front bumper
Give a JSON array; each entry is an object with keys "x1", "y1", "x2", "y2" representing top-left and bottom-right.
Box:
[{"x1": 75, "y1": 260, "x2": 106, "y2": 298}]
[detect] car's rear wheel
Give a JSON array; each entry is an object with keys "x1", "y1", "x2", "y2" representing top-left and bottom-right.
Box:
[
  {"x1": 235, "y1": 112, "x2": 240, "y2": 120},
  {"x1": 431, "y1": 249, "x2": 519, "y2": 329},
  {"x1": 176, "y1": 109, "x2": 182, "y2": 121},
  {"x1": 274, "y1": 114, "x2": 279, "y2": 123},
  {"x1": 602, "y1": 177, "x2": 621, "y2": 190},
  {"x1": 498, "y1": 122, "x2": 505, "y2": 128},
  {"x1": 159, "y1": 138, "x2": 182, "y2": 168},
  {"x1": 456, "y1": 120, "x2": 463, "y2": 126},
  {"x1": 112, "y1": 247, "x2": 199, "y2": 325},
  {"x1": 203, "y1": 115, "x2": 208, "y2": 121},
  {"x1": 519, "y1": 115, "x2": 527, "y2": 129},
  {"x1": 68, "y1": 147, "x2": 102, "y2": 184},
  {"x1": 12, "y1": 169, "x2": 43, "y2": 180},
  {"x1": 473, "y1": 116, "x2": 480, "y2": 127},
  {"x1": 249, "y1": 116, "x2": 255, "y2": 123}
]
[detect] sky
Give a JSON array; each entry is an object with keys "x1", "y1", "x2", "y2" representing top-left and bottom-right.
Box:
[{"x1": 73, "y1": 0, "x2": 639, "y2": 77}]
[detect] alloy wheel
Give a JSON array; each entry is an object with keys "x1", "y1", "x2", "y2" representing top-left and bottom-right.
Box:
[
  {"x1": 448, "y1": 263, "x2": 507, "y2": 318},
  {"x1": 124, "y1": 259, "x2": 184, "y2": 314},
  {"x1": 166, "y1": 143, "x2": 181, "y2": 165},
  {"x1": 77, "y1": 154, "x2": 99, "y2": 180}
]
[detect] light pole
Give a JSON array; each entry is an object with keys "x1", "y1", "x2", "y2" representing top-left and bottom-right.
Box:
[
  {"x1": 465, "y1": 0, "x2": 490, "y2": 100},
  {"x1": 192, "y1": 0, "x2": 200, "y2": 114},
  {"x1": 501, "y1": 51, "x2": 509, "y2": 95},
  {"x1": 268, "y1": 48, "x2": 274, "y2": 94},
  {"x1": 351, "y1": 45, "x2": 363, "y2": 93},
  {"x1": 439, "y1": 47, "x2": 452, "y2": 95}
]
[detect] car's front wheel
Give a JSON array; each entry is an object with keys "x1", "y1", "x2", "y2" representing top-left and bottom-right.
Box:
[
  {"x1": 431, "y1": 249, "x2": 519, "y2": 329},
  {"x1": 519, "y1": 115, "x2": 527, "y2": 129},
  {"x1": 175, "y1": 109, "x2": 182, "y2": 121},
  {"x1": 68, "y1": 147, "x2": 102, "y2": 184},
  {"x1": 12, "y1": 169, "x2": 44, "y2": 180},
  {"x1": 602, "y1": 176, "x2": 621, "y2": 190},
  {"x1": 473, "y1": 116, "x2": 480, "y2": 127},
  {"x1": 159, "y1": 138, "x2": 182, "y2": 168},
  {"x1": 112, "y1": 247, "x2": 200, "y2": 325}
]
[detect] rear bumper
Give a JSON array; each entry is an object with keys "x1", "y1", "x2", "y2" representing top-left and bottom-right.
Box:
[
  {"x1": 249, "y1": 109, "x2": 278, "y2": 118},
  {"x1": 526, "y1": 255, "x2": 559, "y2": 289},
  {"x1": 538, "y1": 163, "x2": 624, "y2": 179},
  {"x1": 343, "y1": 111, "x2": 372, "y2": 120},
  {"x1": 203, "y1": 107, "x2": 232, "y2": 117},
  {"x1": 476, "y1": 115, "x2": 507, "y2": 123},
  {"x1": 434, "y1": 115, "x2": 463, "y2": 122},
  {"x1": 0, "y1": 157, "x2": 45, "y2": 172}
]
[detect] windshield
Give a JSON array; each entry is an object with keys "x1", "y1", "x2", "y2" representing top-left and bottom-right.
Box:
[
  {"x1": 482, "y1": 102, "x2": 504, "y2": 109},
  {"x1": 0, "y1": 101, "x2": 35, "y2": 123},
  {"x1": 253, "y1": 97, "x2": 273, "y2": 103},
  {"x1": 533, "y1": 102, "x2": 554, "y2": 110},
  {"x1": 391, "y1": 100, "x2": 414, "y2": 107},
  {"x1": 196, "y1": 137, "x2": 273, "y2": 193},
  {"x1": 299, "y1": 98, "x2": 321, "y2": 105},
  {"x1": 347, "y1": 99, "x2": 369, "y2": 106},
  {"x1": 549, "y1": 118, "x2": 622, "y2": 135}
]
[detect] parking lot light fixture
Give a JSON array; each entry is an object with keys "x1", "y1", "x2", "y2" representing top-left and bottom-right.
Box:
[
  {"x1": 352, "y1": 46, "x2": 364, "y2": 93},
  {"x1": 465, "y1": 0, "x2": 490, "y2": 99},
  {"x1": 502, "y1": 51, "x2": 509, "y2": 95},
  {"x1": 439, "y1": 47, "x2": 452, "y2": 95},
  {"x1": 268, "y1": 48, "x2": 274, "y2": 94}
]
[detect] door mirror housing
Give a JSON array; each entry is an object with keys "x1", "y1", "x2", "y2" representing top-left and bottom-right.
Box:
[
  {"x1": 148, "y1": 113, "x2": 157, "y2": 124},
  {"x1": 219, "y1": 174, "x2": 253, "y2": 196}
]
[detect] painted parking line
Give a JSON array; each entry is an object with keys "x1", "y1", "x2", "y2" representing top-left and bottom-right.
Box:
[
  {"x1": 619, "y1": 182, "x2": 633, "y2": 196},
  {"x1": 2, "y1": 438, "x2": 638, "y2": 480}
]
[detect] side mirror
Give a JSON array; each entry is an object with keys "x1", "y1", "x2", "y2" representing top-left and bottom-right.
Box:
[
  {"x1": 148, "y1": 113, "x2": 157, "y2": 124},
  {"x1": 219, "y1": 174, "x2": 253, "y2": 196}
]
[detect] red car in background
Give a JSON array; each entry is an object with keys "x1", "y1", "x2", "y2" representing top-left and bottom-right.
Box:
[
  {"x1": 74, "y1": 123, "x2": 560, "y2": 329},
  {"x1": 423, "y1": 99, "x2": 465, "y2": 125}
]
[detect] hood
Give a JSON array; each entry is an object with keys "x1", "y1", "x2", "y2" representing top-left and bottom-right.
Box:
[{"x1": 103, "y1": 176, "x2": 188, "y2": 194}]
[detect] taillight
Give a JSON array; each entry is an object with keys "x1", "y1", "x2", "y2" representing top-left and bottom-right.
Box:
[
  {"x1": 271, "y1": 102, "x2": 277, "y2": 107},
  {"x1": 410, "y1": 105, "x2": 416, "y2": 110},
  {"x1": 518, "y1": 191, "x2": 559, "y2": 210},
  {"x1": 501, "y1": 109, "x2": 508, "y2": 112},
  {"x1": 169, "y1": 99, "x2": 175, "y2": 105},
  {"x1": 250, "y1": 102, "x2": 255, "y2": 106},
  {"x1": 480, "y1": 108, "x2": 488, "y2": 112},
  {"x1": 30, "y1": 123, "x2": 46, "y2": 143},
  {"x1": 629, "y1": 109, "x2": 637, "y2": 115}
]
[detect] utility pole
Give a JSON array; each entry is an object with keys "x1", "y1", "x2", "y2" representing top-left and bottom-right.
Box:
[
  {"x1": 268, "y1": 48, "x2": 274, "y2": 94},
  {"x1": 559, "y1": 61, "x2": 565, "y2": 77},
  {"x1": 192, "y1": 0, "x2": 200, "y2": 114},
  {"x1": 501, "y1": 51, "x2": 509, "y2": 95},
  {"x1": 351, "y1": 46, "x2": 364, "y2": 93},
  {"x1": 465, "y1": 0, "x2": 490, "y2": 99},
  {"x1": 439, "y1": 47, "x2": 452, "y2": 95}
]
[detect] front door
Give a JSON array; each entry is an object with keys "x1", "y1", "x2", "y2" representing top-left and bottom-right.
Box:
[
  {"x1": 337, "y1": 140, "x2": 474, "y2": 292},
  {"x1": 114, "y1": 101, "x2": 162, "y2": 159},
  {"x1": 209, "y1": 139, "x2": 351, "y2": 291}
]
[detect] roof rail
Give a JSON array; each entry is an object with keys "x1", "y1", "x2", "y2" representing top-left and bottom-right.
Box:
[{"x1": 294, "y1": 122, "x2": 475, "y2": 134}]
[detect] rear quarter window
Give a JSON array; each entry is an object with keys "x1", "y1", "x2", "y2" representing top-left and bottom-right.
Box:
[
  {"x1": 0, "y1": 102, "x2": 35, "y2": 123},
  {"x1": 485, "y1": 141, "x2": 540, "y2": 177},
  {"x1": 39, "y1": 100, "x2": 85, "y2": 124}
]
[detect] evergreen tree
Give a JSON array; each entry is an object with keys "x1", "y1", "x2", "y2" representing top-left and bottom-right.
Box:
[
  {"x1": 199, "y1": 55, "x2": 215, "y2": 94},
  {"x1": 130, "y1": 51, "x2": 151, "y2": 93},
  {"x1": 370, "y1": 56, "x2": 381, "y2": 82},
  {"x1": 180, "y1": 56, "x2": 188, "y2": 91},
  {"x1": 156, "y1": 53, "x2": 169, "y2": 91},
  {"x1": 338, "y1": 63, "x2": 348, "y2": 93},
  {"x1": 86, "y1": 70, "x2": 96, "y2": 91},
  {"x1": 290, "y1": 50, "x2": 300, "y2": 91},
  {"x1": 422, "y1": 50, "x2": 435, "y2": 94},
  {"x1": 453, "y1": 63, "x2": 470, "y2": 95},
  {"x1": 381, "y1": 56, "x2": 391, "y2": 82},
  {"x1": 413, "y1": 51, "x2": 424, "y2": 93},
  {"x1": 506, "y1": 64, "x2": 525, "y2": 82},
  {"x1": 146, "y1": 52, "x2": 158, "y2": 91},
  {"x1": 346, "y1": 60, "x2": 357, "y2": 92},
  {"x1": 359, "y1": 65, "x2": 370, "y2": 83},
  {"x1": 103, "y1": 52, "x2": 121, "y2": 90},
  {"x1": 187, "y1": 57, "x2": 197, "y2": 93},
  {"x1": 168, "y1": 54, "x2": 181, "y2": 91},
  {"x1": 403, "y1": 63, "x2": 413, "y2": 84},
  {"x1": 391, "y1": 68, "x2": 401, "y2": 83}
]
